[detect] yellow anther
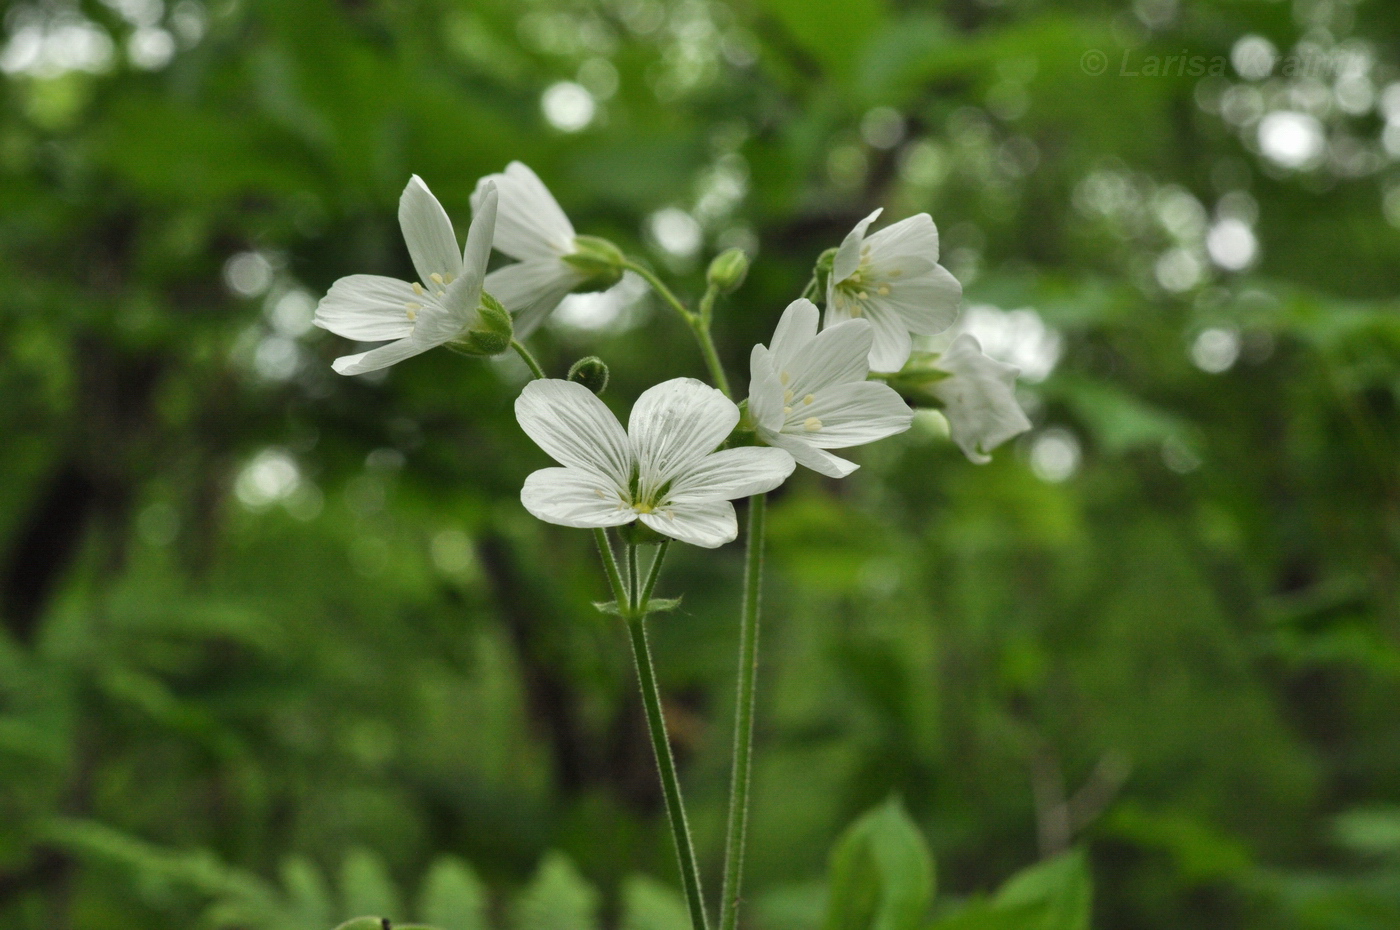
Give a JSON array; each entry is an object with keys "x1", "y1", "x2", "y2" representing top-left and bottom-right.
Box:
[
  {"x1": 430, "y1": 273, "x2": 445, "y2": 285},
  {"x1": 877, "y1": 285, "x2": 890, "y2": 295},
  {"x1": 857, "y1": 291, "x2": 868, "y2": 300},
  {"x1": 405, "y1": 302, "x2": 422, "y2": 310},
  {"x1": 851, "y1": 305, "x2": 863, "y2": 317},
  {"x1": 783, "y1": 406, "x2": 792, "y2": 416},
  {"x1": 412, "y1": 282, "x2": 425, "y2": 295},
  {"x1": 780, "y1": 371, "x2": 791, "y2": 386},
  {"x1": 803, "y1": 417, "x2": 823, "y2": 432},
  {"x1": 443, "y1": 273, "x2": 455, "y2": 284},
  {"x1": 803, "y1": 394, "x2": 815, "y2": 405},
  {"x1": 784, "y1": 389, "x2": 794, "y2": 403},
  {"x1": 594, "y1": 488, "x2": 606, "y2": 499}
]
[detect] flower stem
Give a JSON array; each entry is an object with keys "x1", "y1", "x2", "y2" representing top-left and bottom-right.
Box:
[
  {"x1": 624, "y1": 260, "x2": 731, "y2": 397},
  {"x1": 594, "y1": 528, "x2": 628, "y2": 610},
  {"x1": 511, "y1": 339, "x2": 547, "y2": 380},
  {"x1": 719, "y1": 493, "x2": 766, "y2": 930},
  {"x1": 624, "y1": 540, "x2": 709, "y2": 930}
]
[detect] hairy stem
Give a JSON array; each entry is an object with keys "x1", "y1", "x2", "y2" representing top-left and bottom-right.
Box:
[
  {"x1": 511, "y1": 339, "x2": 547, "y2": 380},
  {"x1": 720, "y1": 494, "x2": 766, "y2": 930},
  {"x1": 593, "y1": 528, "x2": 628, "y2": 611},
  {"x1": 624, "y1": 540, "x2": 708, "y2": 930}
]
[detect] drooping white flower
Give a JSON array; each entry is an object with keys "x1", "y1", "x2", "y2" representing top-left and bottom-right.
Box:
[
  {"x1": 748, "y1": 299, "x2": 913, "y2": 478},
  {"x1": 473, "y1": 162, "x2": 619, "y2": 338},
  {"x1": 825, "y1": 208, "x2": 962, "y2": 373},
  {"x1": 315, "y1": 177, "x2": 498, "y2": 375},
  {"x1": 516, "y1": 378, "x2": 795, "y2": 548},
  {"x1": 928, "y1": 334, "x2": 1032, "y2": 463}
]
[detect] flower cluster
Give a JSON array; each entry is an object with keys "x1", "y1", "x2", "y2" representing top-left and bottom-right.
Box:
[{"x1": 313, "y1": 163, "x2": 1034, "y2": 546}]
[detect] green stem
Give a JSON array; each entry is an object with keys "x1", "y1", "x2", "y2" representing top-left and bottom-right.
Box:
[
  {"x1": 639, "y1": 539, "x2": 671, "y2": 611},
  {"x1": 594, "y1": 529, "x2": 628, "y2": 611},
  {"x1": 719, "y1": 494, "x2": 766, "y2": 930},
  {"x1": 624, "y1": 539, "x2": 709, "y2": 930},
  {"x1": 624, "y1": 259, "x2": 731, "y2": 397},
  {"x1": 511, "y1": 339, "x2": 547, "y2": 380}
]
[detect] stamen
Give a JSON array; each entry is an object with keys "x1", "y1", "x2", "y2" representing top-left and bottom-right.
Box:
[
  {"x1": 783, "y1": 406, "x2": 792, "y2": 416},
  {"x1": 594, "y1": 489, "x2": 606, "y2": 498},
  {"x1": 784, "y1": 389, "x2": 794, "y2": 403},
  {"x1": 780, "y1": 371, "x2": 791, "y2": 386},
  {"x1": 851, "y1": 305, "x2": 863, "y2": 317},
  {"x1": 404, "y1": 302, "x2": 420, "y2": 321},
  {"x1": 412, "y1": 282, "x2": 425, "y2": 295},
  {"x1": 877, "y1": 285, "x2": 890, "y2": 295},
  {"x1": 803, "y1": 394, "x2": 815, "y2": 405},
  {"x1": 430, "y1": 273, "x2": 445, "y2": 285},
  {"x1": 803, "y1": 417, "x2": 823, "y2": 432},
  {"x1": 442, "y1": 273, "x2": 455, "y2": 284},
  {"x1": 857, "y1": 291, "x2": 868, "y2": 300}
]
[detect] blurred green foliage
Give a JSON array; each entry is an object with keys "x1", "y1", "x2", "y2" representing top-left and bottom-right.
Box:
[{"x1": 3, "y1": 0, "x2": 1400, "y2": 928}]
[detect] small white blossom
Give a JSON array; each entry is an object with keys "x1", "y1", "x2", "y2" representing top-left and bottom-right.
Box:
[
  {"x1": 516, "y1": 378, "x2": 795, "y2": 548},
  {"x1": 315, "y1": 177, "x2": 498, "y2": 375},
  {"x1": 929, "y1": 334, "x2": 1032, "y2": 463},
  {"x1": 825, "y1": 208, "x2": 962, "y2": 373},
  {"x1": 748, "y1": 299, "x2": 912, "y2": 478},
  {"x1": 472, "y1": 162, "x2": 594, "y2": 337}
]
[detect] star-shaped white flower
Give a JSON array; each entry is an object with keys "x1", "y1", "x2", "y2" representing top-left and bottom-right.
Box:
[
  {"x1": 929, "y1": 334, "x2": 1032, "y2": 463},
  {"x1": 472, "y1": 162, "x2": 596, "y2": 338},
  {"x1": 315, "y1": 176, "x2": 498, "y2": 375},
  {"x1": 748, "y1": 299, "x2": 913, "y2": 478},
  {"x1": 825, "y1": 208, "x2": 962, "y2": 373},
  {"x1": 516, "y1": 378, "x2": 796, "y2": 548}
]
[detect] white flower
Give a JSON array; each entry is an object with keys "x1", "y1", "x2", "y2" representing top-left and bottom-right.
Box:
[
  {"x1": 748, "y1": 299, "x2": 913, "y2": 478},
  {"x1": 516, "y1": 378, "x2": 795, "y2": 548},
  {"x1": 929, "y1": 334, "x2": 1032, "y2": 463},
  {"x1": 825, "y1": 208, "x2": 962, "y2": 373},
  {"x1": 472, "y1": 162, "x2": 597, "y2": 338},
  {"x1": 315, "y1": 176, "x2": 498, "y2": 375}
]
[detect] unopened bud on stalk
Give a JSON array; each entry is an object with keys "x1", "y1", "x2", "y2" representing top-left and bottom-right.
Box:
[
  {"x1": 706, "y1": 248, "x2": 749, "y2": 294},
  {"x1": 568, "y1": 356, "x2": 610, "y2": 395},
  {"x1": 563, "y1": 235, "x2": 626, "y2": 291},
  {"x1": 454, "y1": 291, "x2": 515, "y2": 357}
]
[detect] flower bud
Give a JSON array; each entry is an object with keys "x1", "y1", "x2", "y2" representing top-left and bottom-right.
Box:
[
  {"x1": 812, "y1": 246, "x2": 838, "y2": 298},
  {"x1": 706, "y1": 248, "x2": 749, "y2": 294},
  {"x1": 334, "y1": 919, "x2": 389, "y2": 930},
  {"x1": 454, "y1": 291, "x2": 514, "y2": 357},
  {"x1": 563, "y1": 235, "x2": 626, "y2": 292},
  {"x1": 567, "y1": 355, "x2": 610, "y2": 395}
]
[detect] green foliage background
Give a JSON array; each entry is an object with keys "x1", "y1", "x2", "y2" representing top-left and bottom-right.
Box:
[{"x1": 3, "y1": 0, "x2": 1400, "y2": 927}]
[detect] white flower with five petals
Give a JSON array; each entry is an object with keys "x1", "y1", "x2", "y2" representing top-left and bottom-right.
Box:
[
  {"x1": 929, "y1": 334, "x2": 1032, "y2": 463},
  {"x1": 516, "y1": 378, "x2": 795, "y2": 548},
  {"x1": 472, "y1": 162, "x2": 608, "y2": 338},
  {"x1": 314, "y1": 177, "x2": 498, "y2": 375},
  {"x1": 748, "y1": 299, "x2": 913, "y2": 478},
  {"x1": 825, "y1": 208, "x2": 962, "y2": 373}
]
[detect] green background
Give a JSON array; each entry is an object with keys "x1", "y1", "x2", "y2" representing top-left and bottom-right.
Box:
[{"x1": 3, "y1": 0, "x2": 1400, "y2": 927}]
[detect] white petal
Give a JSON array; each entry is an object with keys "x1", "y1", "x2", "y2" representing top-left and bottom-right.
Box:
[
  {"x1": 823, "y1": 283, "x2": 859, "y2": 329},
  {"x1": 863, "y1": 302, "x2": 914, "y2": 373},
  {"x1": 484, "y1": 259, "x2": 584, "y2": 338},
  {"x1": 458, "y1": 181, "x2": 496, "y2": 299},
  {"x1": 746, "y1": 346, "x2": 786, "y2": 433},
  {"x1": 864, "y1": 213, "x2": 939, "y2": 264},
  {"x1": 833, "y1": 208, "x2": 882, "y2": 282},
  {"x1": 314, "y1": 275, "x2": 417, "y2": 341},
  {"x1": 521, "y1": 467, "x2": 634, "y2": 529},
  {"x1": 761, "y1": 430, "x2": 860, "y2": 478},
  {"x1": 399, "y1": 175, "x2": 461, "y2": 286},
  {"x1": 331, "y1": 336, "x2": 428, "y2": 375},
  {"x1": 474, "y1": 162, "x2": 575, "y2": 260},
  {"x1": 628, "y1": 378, "x2": 739, "y2": 490},
  {"x1": 641, "y1": 499, "x2": 737, "y2": 549},
  {"x1": 669, "y1": 447, "x2": 795, "y2": 501},
  {"x1": 875, "y1": 262, "x2": 961, "y2": 335},
  {"x1": 931, "y1": 334, "x2": 1032, "y2": 463},
  {"x1": 768, "y1": 299, "x2": 819, "y2": 369},
  {"x1": 782, "y1": 318, "x2": 872, "y2": 398},
  {"x1": 515, "y1": 379, "x2": 633, "y2": 487},
  {"x1": 787, "y1": 381, "x2": 912, "y2": 448}
]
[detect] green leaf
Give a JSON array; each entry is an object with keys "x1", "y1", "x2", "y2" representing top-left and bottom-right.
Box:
[
  {"x1": 643, "y1": 597, "x2": 683, "y2": 614},
  {"x1": 823, "y1": 797, "x2": 934, "y2": 930},
  {"x1": 512, "y1": 852, "x2": 600, "y2": 930},
  {"x1": 342, "y1": 848, "x2": 403, "y2": 925},
  {"x1": 993, "y1": 850, "x2": 1091, "y2": 930},
  {"x1": 620, "y1": 875, "x2": 690, "y2": 930},
  {"x1": 593, "y1": 601, "x2": 625, "y2": 617},
  {"x1": 419, "y1": 857, "x2": 489, "y2": 930}
]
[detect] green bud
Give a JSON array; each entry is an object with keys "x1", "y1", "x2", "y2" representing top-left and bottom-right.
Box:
[
  {"x1": 706, "y1": 248, "x2": 749, "y2": 294},
  {"x1": 563, "y1": 235, "x2": 626, "y2": 292},
  {"x1": 333, "y1": 919, "x2": 389, "y2": 930},
  {"x1": 812, "y1": 246, "x2": 838, "y2": 297},
  {"x1": 567, "y1": 356, "x2": 610, "y2": 395},
  {"x1": 452, "y1": 291, "x2": 515, "y2": 357}
]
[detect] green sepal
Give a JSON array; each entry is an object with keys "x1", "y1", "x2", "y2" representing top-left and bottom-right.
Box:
[
  {"x1": 451, "y1": 291, "x2": 515, "y2": 357},
  {"x1": 813, "y1": 246, "x2": 838, "y2": 296},
  {"x1": 707, "y1": 247, "x2": 750, "y2": 294},
  {"x1": 568, "y1": 356, "x2": 610, "y2": 395},
  {"x1": 620, "y1": 521, "x2": 667, "y2": 546},
  {"x1": 563, "y1": 235, "x2": 626, "y2": 291}
]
